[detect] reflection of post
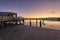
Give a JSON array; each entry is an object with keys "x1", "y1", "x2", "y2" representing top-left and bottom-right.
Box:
[
  {"x1": 36, "y1": 19, "x2": 38, "y2": 27},
  {"x1": 43, "y1": 20, "x2": 44, "y2": 24},
  {"x1": 39, "y1": 21, "x2": 42, "y2": 27},
  {"x1": 43, "y1": 20, "x2": 46, "y2": 25},
  {"x1": 30, "y1": 19, "x2": 31, "y2": 26}
]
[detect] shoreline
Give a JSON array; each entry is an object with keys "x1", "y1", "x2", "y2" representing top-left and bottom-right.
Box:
[{"x1": 0, "y1": 25, "x2": 60, "y2": 40}]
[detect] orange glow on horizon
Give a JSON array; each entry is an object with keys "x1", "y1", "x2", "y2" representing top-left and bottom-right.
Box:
[
  {"x1": 19, "y1": 12, "x2": 60, "y2": 18},
  {"x1": 23, "y1": 15, "x2": 60, "y2": 18}
]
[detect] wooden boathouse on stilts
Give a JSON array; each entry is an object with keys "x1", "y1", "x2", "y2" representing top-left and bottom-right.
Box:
[
  {"x1": 0, "y1": 12, "x2": 46, "y2": 28},
  {"x1": 0, "y1": 12, "x2": 18, "y2": 28}
]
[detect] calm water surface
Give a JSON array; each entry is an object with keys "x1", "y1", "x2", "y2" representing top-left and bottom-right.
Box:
[{"x1": 24, "y1": 20, "x2": 60, "y2": 30}]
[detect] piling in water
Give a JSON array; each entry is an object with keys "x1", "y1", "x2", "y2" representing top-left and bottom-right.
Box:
[{"x1": 39, "y1": 21, "x2": 42, "y2": 27}]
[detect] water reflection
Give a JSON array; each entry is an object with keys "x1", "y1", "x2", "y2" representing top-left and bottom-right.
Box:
[
  {"x1": 24, "y1": 20, "x2": 60, "y2": 30},
  {"x1": 43, "y1": 21, "x2": 60, "y2": 30}
]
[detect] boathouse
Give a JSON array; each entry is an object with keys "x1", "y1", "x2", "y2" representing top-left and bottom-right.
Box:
[
  {"x1": 0, "y1": 12, "x2": 17, "y2": 21},
  {"x1": 0, "y1": 12, "x2": 17, "y2": 27}
]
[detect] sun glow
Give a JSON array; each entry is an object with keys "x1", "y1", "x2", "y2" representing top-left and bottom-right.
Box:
[{"x1": 23, "y1": 15, "x2": 60, "y2": 18}]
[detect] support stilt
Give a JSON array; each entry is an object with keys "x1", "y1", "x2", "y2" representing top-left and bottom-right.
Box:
[
  {"x1": 30, "y1": 19, "x2": 31, "y2": 26},
  {"x1": 39, "y1": 20, "x2": 42, "y2": 27},
  {"x1": 23, "y1": 20, "x2": 24, "y2": 25}
]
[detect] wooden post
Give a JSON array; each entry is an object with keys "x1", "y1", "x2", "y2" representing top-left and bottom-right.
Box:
[
  {"x1": 39, "y1": 20, "x2": 42, "y2": 27},
  {"x1": 36, "y1": 19, "x2": 38, "y2": 27},
  {"x1": 30, "y1": 19, "x2": 31, "y2": 26},
  {"x1": 23, "y1": 19, "x2": 24, "y2": 25},
  {"x1": 2, "y1": 16, "x2": 4, "y2": 28}
]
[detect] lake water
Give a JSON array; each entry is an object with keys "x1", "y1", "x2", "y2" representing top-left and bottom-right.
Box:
[{"x1": 24, "y1": 20, "x2": 60, "y2": 30}]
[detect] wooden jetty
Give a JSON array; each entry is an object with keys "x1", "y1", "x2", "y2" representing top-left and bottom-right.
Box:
[
  {"x1": 20, "y1": 18, "x2": 45, "y2": 27},
  {"x1": 19, "y1": 17, "x2": 60, "y2": 27}
]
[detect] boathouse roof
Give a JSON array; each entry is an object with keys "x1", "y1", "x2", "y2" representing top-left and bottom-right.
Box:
[{"x1": 0, "y1": 12, "x2": 17, "y2": 16}]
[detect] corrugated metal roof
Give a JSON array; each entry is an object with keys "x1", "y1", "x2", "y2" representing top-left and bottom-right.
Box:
[{"x1": 0, "y1": 12, "x2": 13, "y2": 16}]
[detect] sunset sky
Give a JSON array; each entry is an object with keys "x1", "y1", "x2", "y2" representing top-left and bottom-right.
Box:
[{"x1": 0, "y1": 0, "x2": 60, "y2": 18}]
